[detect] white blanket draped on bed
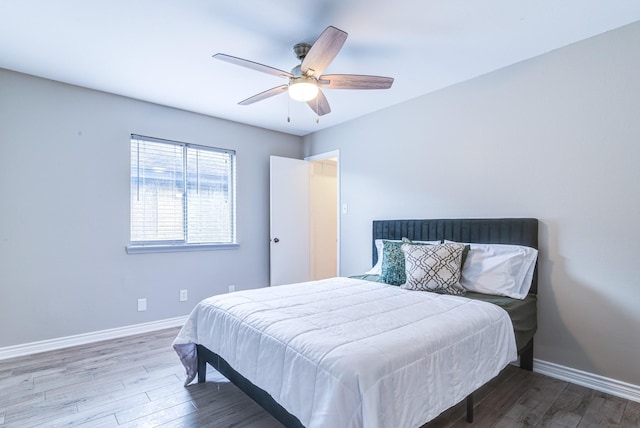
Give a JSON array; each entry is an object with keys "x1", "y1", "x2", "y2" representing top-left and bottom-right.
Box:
[{"x1": 173, "y1": 277, "x2": 517, "y2": 428}]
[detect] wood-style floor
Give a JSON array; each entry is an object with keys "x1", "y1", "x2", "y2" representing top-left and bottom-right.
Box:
[{"x1": 0, "y1": 327, "x2": 638, "y2": 427}]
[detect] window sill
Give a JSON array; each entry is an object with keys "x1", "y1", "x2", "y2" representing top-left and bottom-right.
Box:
[{"x1": 126, "y1": 243, "x2": 239, "y2": 254}]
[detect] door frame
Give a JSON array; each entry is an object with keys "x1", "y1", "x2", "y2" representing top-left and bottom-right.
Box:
[{"x1": 305, "y1": 150, "x2": 340, "y2": 276}]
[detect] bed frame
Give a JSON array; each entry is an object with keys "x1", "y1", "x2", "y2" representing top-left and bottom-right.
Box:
[{"x1": 197, "y1": 218, "x2": 539, "y2": 427}]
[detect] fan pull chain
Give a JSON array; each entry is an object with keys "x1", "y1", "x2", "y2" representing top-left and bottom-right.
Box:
[
  {"x1": 315, "y1": 96, "x2": 319, "y2": 124},
  {"x1": 287, "y1": 97, "x2": 291, "y2": 123}
]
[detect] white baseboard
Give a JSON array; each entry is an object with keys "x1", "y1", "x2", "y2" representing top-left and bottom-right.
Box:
[
  {"x1": 534, "y1": 358, "x2": 640, "y2": 403},
  {"x1": 0, "y1": 316, "x2": 188, "y2": 361}
]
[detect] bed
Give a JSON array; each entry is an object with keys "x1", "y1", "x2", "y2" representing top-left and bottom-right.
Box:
[
  {"x1": 173, "y1": 218, "x2": 538, "y2": 427},
  {"x1": 363, "y1": 218, "x2": 538, "y2": 370}
]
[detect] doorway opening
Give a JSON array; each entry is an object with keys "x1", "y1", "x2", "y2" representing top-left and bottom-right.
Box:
[{"x1": 306, "y1": 150, "x2": 340, "y2": 280}]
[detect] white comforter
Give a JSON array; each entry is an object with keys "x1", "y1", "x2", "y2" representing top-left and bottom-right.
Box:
[{"x1": 173, "y1": 277, "x2": 517, "y2": 428}]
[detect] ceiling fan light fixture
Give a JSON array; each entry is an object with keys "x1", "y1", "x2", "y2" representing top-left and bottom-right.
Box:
[
  {"x1": 288, "y1": 77, "x2": 319, "y2": 102},
  {"x1": 213, "y1": 26, "x2": 392, "y2": 117}
]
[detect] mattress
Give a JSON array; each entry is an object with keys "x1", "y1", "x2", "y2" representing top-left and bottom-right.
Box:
[
  {"x1": 173, "y1": 277, "x2": 517, "y2": 428},
  {"x1": 351, "y1": 274, "x2": 537, "y2": 352}
]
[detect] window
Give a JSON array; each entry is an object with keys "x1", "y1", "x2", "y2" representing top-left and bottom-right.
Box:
[{"x1": 128, "y1": 134, "x2": 236, "y2": 253}]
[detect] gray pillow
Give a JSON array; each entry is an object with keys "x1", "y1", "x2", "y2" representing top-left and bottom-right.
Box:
[
  {"x1": 379, "y1": 238, "x2": 436, "y2": 285},
  {"x1": 401, "y1": 243, "x2": 466, "y2": 295}
]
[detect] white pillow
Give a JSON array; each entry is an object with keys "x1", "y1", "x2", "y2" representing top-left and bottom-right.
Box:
[
  {"x1": 446, "y1": 241, "x2": 538, "y2": 299},
  {"x1": 365, "y1": 238, "x2": 441, "y2": 275}
]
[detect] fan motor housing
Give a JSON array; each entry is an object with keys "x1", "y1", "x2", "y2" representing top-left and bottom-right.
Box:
[{"x1": 293, "y1": 43, "x2": 311, "y2": 61}]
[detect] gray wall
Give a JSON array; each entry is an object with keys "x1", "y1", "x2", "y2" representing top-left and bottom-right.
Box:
[
  {"x1": 304, "y1": 22, "x2": 640, "y2": 386},
  {"x1": 0, "y1": 69, "x2": 303, "y2": 347}
]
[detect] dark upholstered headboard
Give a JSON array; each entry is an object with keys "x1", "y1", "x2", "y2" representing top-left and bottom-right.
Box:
[{"x1": 372, "y1": 218, "x2": 539, "y2": 294}]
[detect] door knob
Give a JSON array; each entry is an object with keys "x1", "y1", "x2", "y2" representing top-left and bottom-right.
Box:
[{"x1": 273, "y1": 238, "x2": 280, "y2": 243}]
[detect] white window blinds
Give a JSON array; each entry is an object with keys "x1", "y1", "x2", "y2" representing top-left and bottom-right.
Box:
[{"x1": 130, "y1": 135, "x2": 236, "y2": 248}]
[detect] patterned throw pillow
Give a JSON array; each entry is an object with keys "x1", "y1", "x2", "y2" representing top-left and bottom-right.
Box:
[
  {"x1": 401, "y1": 243, "x2": 466, "y2": 295},
  {"x1": 379, "y1": 238, "x2": 435, "y2": 285},
  {"x1": 379, "y1": 240, "x2": 409, "y2": 285}
]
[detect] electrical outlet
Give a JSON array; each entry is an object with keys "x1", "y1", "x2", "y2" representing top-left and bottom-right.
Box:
[
  {"x1": 137, "y1": 298, "x2": 147, "y2": 312},
  {"x1": 180, "y1": 289, "x2": 188, "y2": 302},
  {"x1": 228, "y1": 285, "x2": 236, "y2": 293}
]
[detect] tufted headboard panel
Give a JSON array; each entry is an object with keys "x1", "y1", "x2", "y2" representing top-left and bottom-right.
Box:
[{"x1": 372, "y1": 218, "x2": 539, "y2": 294}]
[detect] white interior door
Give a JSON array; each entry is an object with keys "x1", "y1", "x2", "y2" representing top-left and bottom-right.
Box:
[{"x1": 270, "y1": 156, "x2": 310, "y2": 286}]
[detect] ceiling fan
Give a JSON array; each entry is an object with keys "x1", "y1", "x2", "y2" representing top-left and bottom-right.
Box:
[{"x1": 213, "y1": 26, "x2": 394, "y2": 118}]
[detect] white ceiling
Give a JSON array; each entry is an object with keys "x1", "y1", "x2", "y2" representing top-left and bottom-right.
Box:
[{"x1": 2, "y1": 1, "x2": 639, "y2": 136}]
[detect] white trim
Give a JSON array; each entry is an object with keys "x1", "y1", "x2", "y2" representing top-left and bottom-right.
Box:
[
  {"x1": 534, "y1": 358, "x2": 640, "y2": 403},
  {"x1": 126, "y1": 243, "x2": 239, "y2": 254},
  {"x1": 304, "y1": 150, "x2": 340, "y2": 162},
  {"x1": 0, "y1": 316, "x2": 188, "y2": 361}
]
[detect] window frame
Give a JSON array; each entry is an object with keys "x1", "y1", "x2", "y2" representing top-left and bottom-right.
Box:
[{"x1": 126, "y1": 134, "x2": 238, "y2": 254}]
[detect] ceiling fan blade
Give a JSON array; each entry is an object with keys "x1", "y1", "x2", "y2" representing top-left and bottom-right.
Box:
[
  {"x1": 307, "y1": 89, "x2": 331, "y2": 116},
  {"x1": 238, "y1": 85, "x2": 288, "y2": 105},
  {"x1": 213, "y1": 54, "x2": 293, "y2": 79},
  {"x1": 301, "y1": 26, "x2": 348, "y2": 77},
  {"x1": 319, "y1": 74, "x2": 394, "y2": 90}
]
